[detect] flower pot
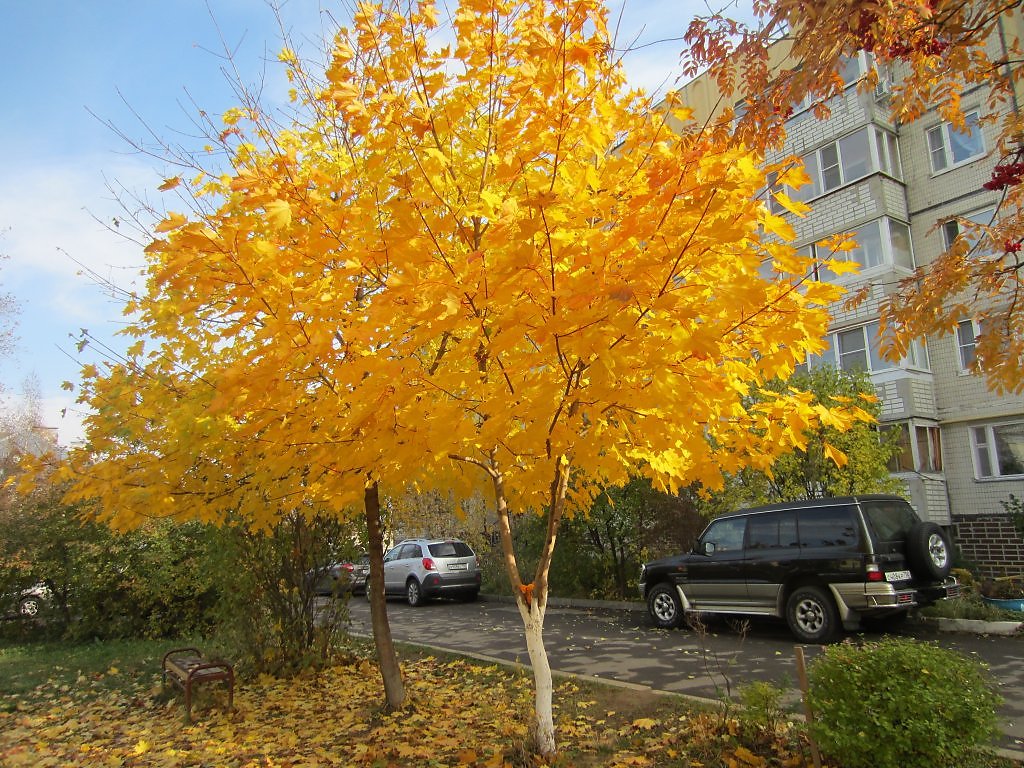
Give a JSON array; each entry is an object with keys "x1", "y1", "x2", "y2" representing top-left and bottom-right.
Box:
[{"x1": 981, "y1": 596, "x2": 1024, "y2": 612}]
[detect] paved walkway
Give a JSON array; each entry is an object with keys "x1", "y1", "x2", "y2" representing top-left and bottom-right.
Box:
[{"x1": 341, "y1": 594, "x2": 1024, "y2": 762}]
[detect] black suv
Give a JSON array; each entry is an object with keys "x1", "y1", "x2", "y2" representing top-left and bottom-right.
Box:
[{"x1": 639, "y1": 495, "x2": 960, "y2": 643}]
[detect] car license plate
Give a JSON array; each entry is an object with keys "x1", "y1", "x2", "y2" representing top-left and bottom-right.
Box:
[
  {"x1": 447, "y1": 562, "x2": 468, "y2": 570},
  {"x1": 886, "y1": 570, "x2": 912, "y2": 582}
]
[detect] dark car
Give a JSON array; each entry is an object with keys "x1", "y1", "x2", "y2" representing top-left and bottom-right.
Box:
[
  {"x1": 310, "y1": 557, "x2": 369, "y2": 597},
  {"x1": 2, "y1": 582, "x2": 52, "y2": 620},
  {"x1": 639, "y1": 495, "x2": 960, "y2": 643}
]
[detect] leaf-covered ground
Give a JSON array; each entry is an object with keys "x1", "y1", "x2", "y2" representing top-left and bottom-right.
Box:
[{"x1": 0, "y1": 650, "x2": 820, "y2": 767}]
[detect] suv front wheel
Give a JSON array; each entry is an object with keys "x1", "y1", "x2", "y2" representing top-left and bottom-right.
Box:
[
  {"x1": 647, "y1": 583, "x2": 683, "y2": 628},
  {"x1": 786, "y1": 586, "x2": 839, "y2": 643}
]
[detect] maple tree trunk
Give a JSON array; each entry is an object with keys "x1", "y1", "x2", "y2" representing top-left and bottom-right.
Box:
[
  {"x1": 516, "y1": 593, "x2": 557, "y2": 756},
  {"x1": 493, "y1": 462, "x2": 567, "y2": 759},
  {"x1": 364, "y1": 482, "x2": 405, "y2": 709}
]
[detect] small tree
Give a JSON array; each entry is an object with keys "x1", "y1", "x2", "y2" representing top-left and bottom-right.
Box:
[
  {"x1": 58, "y1": 0, "x2": 872, "y2": 756},
  {"x1": 734, "y1": 365, "x2": 905, "y2": 504}
]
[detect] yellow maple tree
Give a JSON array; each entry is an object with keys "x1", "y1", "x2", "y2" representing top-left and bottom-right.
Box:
[
  {"x1": 685, "y1": 0, "x2": 1024, "y2": 394},
  {"x1": 59, "y1": 0, "x2": 871, "y2": 757}
]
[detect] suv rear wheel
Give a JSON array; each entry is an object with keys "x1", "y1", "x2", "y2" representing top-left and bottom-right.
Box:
[
  {"x1": 786, "y1": 586, "x2": 839, "y2": 643},
  {"x1": 647, "y1": 583, "x2": 683, "y2": 628},
  {"x1": 907, "y1": 522, "x2": 952, "y2": 580}
]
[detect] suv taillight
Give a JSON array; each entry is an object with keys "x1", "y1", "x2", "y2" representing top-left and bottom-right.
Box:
[
  {"x1": 422, "y1": 558, "x2": 436, "y2": 571},
  {"x1": 865, "y1": 563, "x2": 884, "y2": 582}
]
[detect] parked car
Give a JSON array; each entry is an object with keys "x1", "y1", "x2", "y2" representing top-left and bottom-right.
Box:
[
  {"x1": 309, "y1": 557, "x2": 369, "y2": 597},
  {"x1": 2, "y1": 582, "x2": 51, "y2": 620},
  {"x1": 639, "y1": 495, "x2": 961, "y2": 643},
  {"x1": 368, "y1": 538, "x2": 481, "y2": 606}
]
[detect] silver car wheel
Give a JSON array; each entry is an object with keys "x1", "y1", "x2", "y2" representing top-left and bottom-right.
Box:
[
  {"x1": 406, "y1": 579, "x2": 423, "y2": 607},
  {"x1": 19, "y1": 598, "x2": 40, "y2": 618},
  {"x1": 651, "y1": 591, "x2": 677, "y2": 622},
  {"x1": 927, "y1": 533, "x2": 950, "y2": 569}
]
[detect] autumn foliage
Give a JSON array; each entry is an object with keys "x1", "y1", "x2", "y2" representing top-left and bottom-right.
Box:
[{"x1": 59, "y1": 0, "x2": 873, "y2": 755}]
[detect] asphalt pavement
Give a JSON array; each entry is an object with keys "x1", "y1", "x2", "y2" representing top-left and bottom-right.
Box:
[{"x1": 341, "y1": 594, "x2": 1024, "y2": 762}]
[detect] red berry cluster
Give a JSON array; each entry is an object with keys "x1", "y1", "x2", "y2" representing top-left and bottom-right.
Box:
[
  {"x1": 886, "y1": 36, "x2": 949, "y2": 59},
  {"x1": 983, "y1": 162, "x2": 1024, "y2": 191},
  {"x1": 1006, "y1": 241, "x2": 1023, "y2": 254}
]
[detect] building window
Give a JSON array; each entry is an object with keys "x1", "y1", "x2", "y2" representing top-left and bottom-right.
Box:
[
  {"x1": 874, "y1": 127, "x2": 902, "y2": 178},
  {"x1": 957, "y1": 319, "x2": 981, "y2": 371},
  {"x1": 881, "y1": 423, "x2": 914, "y2": 473},
  {"x1": 881, "y1": 422, "x2": 942, "y2": 473},
  {"x1": 916, "y1": 425, "x2": 943, "y2": 472},
  {"x1": 776, "y1": 127, "x2": 902, "y2": 205},
  {"x1": 927, "y1": 111, "x2": 984, "y2": 173},
  {"x1": 941, "y1": 207, "x2": 996, "y2": 253},
  {"x1": 971, "y1": 422, "x2": 1024, "y2": 479},
  {"x1": 821, "y1": 218, "x2": 915, "y2": 276},
  {"x1": 786, "y1": 53, "x2": 874, "y2": 123},
  {"x1": 805, "y1": 321, "x2": 928, "y2": 374}
]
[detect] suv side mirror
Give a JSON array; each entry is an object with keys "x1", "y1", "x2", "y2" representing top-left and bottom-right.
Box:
[{"x1": 702, "y1": 541, "x2": 716, "y2": 556}]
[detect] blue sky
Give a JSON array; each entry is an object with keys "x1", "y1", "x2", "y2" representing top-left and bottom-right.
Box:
[{"x1": 0, "y1": 0, "x2": 748, "y2": 446}]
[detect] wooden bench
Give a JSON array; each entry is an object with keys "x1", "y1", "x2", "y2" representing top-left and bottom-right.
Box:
[{"x1": 162, "y1": 647, "x2": 234, "y2": 722}]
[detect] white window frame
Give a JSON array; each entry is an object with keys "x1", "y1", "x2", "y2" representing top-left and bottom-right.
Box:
[
  {"x1": 927, "y1": 111, "x2": 985, "y2": 174},
  {"x1": 805, "y1": 321, "x2": 929, "y2": 374},
  {"x1": 971, "y1": 421, "x2": 1024, "y2": 479},
  {"x1": 821, "y1": 217, "x2": 916, "y2": 277},
  {"x1": 787, "y1": 52, "x2": 875, "y2": 123},
  {"x1": 941, "y1": 206, "x2": 996, "y2": 253},
  {"x1": 780, "y1": 127, "x2": 900, "y2": 204},
  {"x1": 881, "y1": 421, "x2": 943, "y2": 474},
  {"x1": 956, "y1": 318, "x2": 981, "y2": 372}
]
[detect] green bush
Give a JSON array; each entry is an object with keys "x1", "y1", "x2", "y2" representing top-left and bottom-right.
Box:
[{"x1": 807, "y1": 637, "x2": 1002, "y2": 768}]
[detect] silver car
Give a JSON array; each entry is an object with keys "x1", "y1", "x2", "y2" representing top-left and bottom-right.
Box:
[{"x1": 371, "y1": 539, "x2": 481, "y2": 606}]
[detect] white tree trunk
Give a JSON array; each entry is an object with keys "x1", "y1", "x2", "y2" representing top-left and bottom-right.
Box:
[{"x1": 516, "y1": 595, "x2": 556, "y2": 757}]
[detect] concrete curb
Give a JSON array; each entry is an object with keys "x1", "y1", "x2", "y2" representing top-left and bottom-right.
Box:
[{"x1": 483, "y1": 593, "x2": 1024, "y2": 636}]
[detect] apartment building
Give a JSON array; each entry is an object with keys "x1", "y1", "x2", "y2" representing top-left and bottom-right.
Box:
[{"x1": 678, "y1": 22, "x2": 1024, "y2": 574}]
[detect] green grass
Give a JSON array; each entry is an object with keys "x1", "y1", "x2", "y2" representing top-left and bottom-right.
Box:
[{"x1": 0, "y1": 637, "x2": 183, "y2": 700}]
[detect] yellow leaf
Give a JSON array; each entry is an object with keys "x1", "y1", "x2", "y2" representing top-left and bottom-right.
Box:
[
  {"x1": 733, "y1": 745, "x2": 765, "y2": 766},
  {"x1": 823, "y1": 258, "x2": 861, "y2": 275},
  {"x1": 158, "y1": 176, "x2": 181, "y2": 191},
  {"x1": 632, "y1": 717, "x2": 658, "y2": 730},
  {"x1": 154, "y1": 212, "x2": 188, "y2": 233},
  {"x1": 823, "y1": 443, "x2": 848, "y2": 467},
  {"x1": 771, "y1": 190, "x2": 810, "y2": 217},
  {"x1": 266, "y1": 199, "x2": 292, "y2": 229}
]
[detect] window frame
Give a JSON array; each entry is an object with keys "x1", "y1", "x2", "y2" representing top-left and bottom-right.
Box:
[
  {"x1": 970, "y1": 421, "x2": 1024, "y2": 479},
  {"x1": 941, "y1": 206, "x2": 996, "y2": 253},
  {"x1": 927, "y1": 110, "x2": 985, "y2": 174},
  {"x1": 772, "y1": 127, "x2": 902, "y2": 210},
  {"x1": 956, "y1": 318, "x2": 981, "y2": 372},
  {"x1": 803, "y1": 320, "x2": 929, "y2": 375},
  {"x1": 817, "y1": 217, "x2": 917, "y2": 278}
]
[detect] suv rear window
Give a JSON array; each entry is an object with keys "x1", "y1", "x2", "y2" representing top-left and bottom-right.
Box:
[
  {"x1": 797, "y1": 506, "x2": 859, "y2": 548},
  {"x1": 862, "y1": 499, "x2": 919, "y2": 542},
  {"x1": 428, "y1": 542, "x2": 474, "y2": 558}
]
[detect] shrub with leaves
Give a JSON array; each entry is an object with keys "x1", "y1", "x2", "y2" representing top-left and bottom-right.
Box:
[{"x1": 807, "y1": 637, "x2": 1002, "y2": 768}]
